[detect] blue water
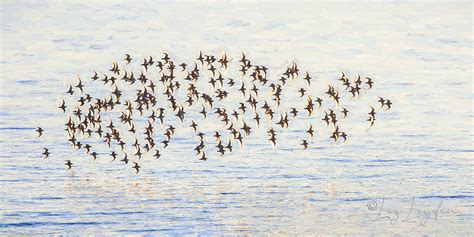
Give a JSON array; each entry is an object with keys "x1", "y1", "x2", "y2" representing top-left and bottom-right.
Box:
[{"x1": 0, "y1": 1, "x2": 472, "y2": 235}]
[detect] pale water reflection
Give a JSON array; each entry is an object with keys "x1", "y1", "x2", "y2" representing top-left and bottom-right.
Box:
[{"x1": 1, "y1": 1, "x2": 472, "y2": 235}]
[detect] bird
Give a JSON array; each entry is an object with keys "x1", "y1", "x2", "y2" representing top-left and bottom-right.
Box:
[
  {"x1": 214, "y1": 131, "x2": 221, "y2": 141},
  {"x1": 199, "y1": 152, "x2": 207, "y2": 161},
  {"x1": 75, "y1": 78, "x2": 84, "y2": 93},
  {"x1": 369, "y1": 106, "x2": 376, "y2": 117},
  {"x1": 36, "y1": 127, "x2": 44, "y2": 137},
  {"x1": 269, "y1": 134, "x2": 276, "y2": 146},
  {"x1": 341, "y1": 108, "x2": 349, "y2": 118},
  {"x1": 42, "y1": 148, "x2": 50, "y2": 158},
  {"x1": 58, "y1": 100, "x2": 66, "y2": 113},
  {"x1": 179, "y1": 62, "x2": 187, "y2": 71},
  {"x1": 91, "y1": 71, "x2": 99, "y2": 81},
  {"x1": 153, "y1": 149, "x2": 161, "y2": 159},
  {"x1": 368, "y1": 107, "x2": 376, "y2": 127},
  {"x1": 385, "y1": 99, "x2": 392, "y2": 110},
  {"x1": 301, "y1": 140, "x2": 308, "y2": 149},
  {"x1": 303, "y1": 72, "x2": 311, "y2": 86},
  {"x1": 305, "y1": 97, "x2": 314, "y2": 116},
  {"x1": 91, "y1": 152, "x2": 98, "y2": 161},
  {"x1": 241, "y1": 121, "x2": 252, "y2": 135},
  {"x1": 225, "y1": 139, "x2": 233, "y2": 152},
  {"x1": 298, "y1": 88, "x2": 306, "y2": 97},
  {"x1": 339, "y1": 71, "x2": 346, "y2": 82},
  {"x1": 47, "y1": 52, "x2": 393, "y2": 174},
  {"x1": 190, "y1": 120, "x2": 198, "y2": 132},
  {"x1": 239, "y1": 82, "x2": 246, "y2": 96},
  {"x1": 354, "y1": 74, "x2": 362, "y2": 85},
  {"x1": 378, "y1": 97, "x2": 386, "y2": 108},
  {"x1": 132, "y1": 162, "x2": 141, "y2": 174},
  {"x1": 253, "y1": 113, "x2": 261, "y2": 126},
  {"x1": 83, "y1": 144, "x2": 91, "y2": 153},
  {"x1": 290, "y1": 108, "x2": 298, "y2": 117},
  {"x1": 66, "y1": 84, "x2": 74, "y2": 95},
  {"x1": 121, "y1": 153, "x2": 129, "y2": 164},
  {"x1": 277, "y1": 114, "x2": 286, "y2": 128},
  {"x1": 365, "y1": 77, "x2": 373, "y2": 89},
  {"x1": 196, "y1": 51, "x2": 204, "y2": 65},
  {"x1": 65, "y1": 160, "x2": 72, "y2": 170},
  {"x1": 322, "y1": 112, "x2": 330, "y2": 126},
  {"x1": 368, "y1": 116, "x2": 376, "y2": 127},
  {"x1": 330, "y1": 131, "x2": 339, "y2": 142},
  {"x1": 339, "y1": 132, "x2": 347, "y2": 142},
  {"x1": 306, "y1": 124, "x2": 314, "y2": 138},
  {"x1": 197, "y1": 132, "x2": 205, "y2": 141},
  {"x1": 110, "y1": 151, "x2": 117, "y2": 161},
  {"x1": 124, "y1": 54, "x2": 132, "y2": 64},
  {"x1": 134, "y1": 148, "x2": 143, "y2": 159}
]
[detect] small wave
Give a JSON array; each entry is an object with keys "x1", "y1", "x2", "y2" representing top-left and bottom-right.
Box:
[{"x1": 419, "y1": 195, "x2": 474, "y2": 199}]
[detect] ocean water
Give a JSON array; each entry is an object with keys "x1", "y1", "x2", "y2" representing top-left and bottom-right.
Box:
[{"x1": 0, "y1": 1, "x2": 472, "y2": 235}]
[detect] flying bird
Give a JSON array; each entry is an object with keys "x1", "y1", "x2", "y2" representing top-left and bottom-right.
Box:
[
  {"x1": 124, "y1": 54, "x2": 132, "y2": 64},
  {"x1": 301, "y1": 140, "x2": 308, "y2": 149},
  {"x1": 42, "y1": 148, "x2": 50, "y2": 158},
  {"x1": 132, "y1": 162, "x2": 141, "y2": 174},
  {"x1": 36, "y1": 127, "x2": 44, "y2": 137},
  {"x1": 41, "y1": 53, "x2": 393, "y2": 174},
  {"x1": 65, "y1": 160, "x2": 73, "y2": 170}
]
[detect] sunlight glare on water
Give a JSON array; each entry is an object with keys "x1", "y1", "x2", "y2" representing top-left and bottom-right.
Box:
[{"x1": 0, "y1": 1, "x2": 472, "y2": 235}]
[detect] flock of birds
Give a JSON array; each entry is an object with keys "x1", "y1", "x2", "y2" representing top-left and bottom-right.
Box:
[{"x1": 36, "y1": 51, "x2": 392, "y2": 174}]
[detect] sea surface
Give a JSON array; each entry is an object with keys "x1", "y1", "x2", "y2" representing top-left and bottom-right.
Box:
[{"x1": 0, "y1": 1, "x2": 472, "y2": 235}]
